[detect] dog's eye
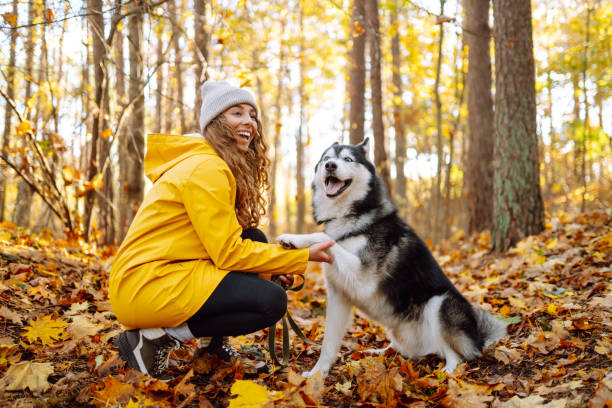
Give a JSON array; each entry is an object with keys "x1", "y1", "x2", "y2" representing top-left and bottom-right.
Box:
[
  {"x1": 343, "y1": 157, "x2": 353, "y2": 162},
  {"x1": 323, "y1": 156, "x2": 330, "y2": 161}
]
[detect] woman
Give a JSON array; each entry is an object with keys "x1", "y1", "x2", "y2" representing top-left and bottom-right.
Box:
[{"x1": 110, "y1": 81, "x2": 334, "y2": 380}]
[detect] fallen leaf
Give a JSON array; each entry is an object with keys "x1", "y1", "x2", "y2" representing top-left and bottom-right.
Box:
[
  {"x1": 589, "y1": 377, "x2": 612, "y2": 408},
  {"x1": 0, "y1": 305, "x2": 24, "y2": 324},
  {"x1": 228, "y1": 380, "x2": 273, "y2": 408},
  {"x1": 334, "y1": 379, "x2": 352, "y2": 395},
  {"x1": 494, "y1": 345, "x2": 523, "y2": 364},
  {"x1": 67, "y1": 315, "x2": 104, "y2": 338},
  {"x1": 442, "y1": 379, "x2": 494, "y2": 408},
  {"x1": 22, "y1": 315, "x2": 68, "y2": 345},
  {"x1": 0, "y1": 361, "x2": 54, "y2": 392},
  {"x1": 496, "y1": 395, "x2": 568, "y2": 407}
]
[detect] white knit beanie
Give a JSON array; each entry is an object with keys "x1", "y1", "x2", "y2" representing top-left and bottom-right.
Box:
[{"x1": 199, "y1": 81, "x2": 258, "y2": 133}]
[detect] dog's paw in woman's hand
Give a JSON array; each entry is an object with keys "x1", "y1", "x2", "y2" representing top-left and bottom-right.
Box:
[{"x1": 277, "y1": 234, "x2": 300, "y2": 249}]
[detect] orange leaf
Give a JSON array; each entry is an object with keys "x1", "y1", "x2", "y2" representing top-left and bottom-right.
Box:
[
  {"x1": 2, "y1": 12, "x2": 17, "y2": 27},
  {"x1": 101, "y1": 129, "x2": 112, "y2": 140},
  {"x1": 436, "y1": 16, "x2": 454, "y2": 25},
  {"x1": 353, "y1": 20, "x2": 365, "y2": 36},
  {"x1": 92, "y1": 376, "x2": 139, "y2": 406},
  {"x1": 45, "y1": 8, "x2": 55, "y2": 21}
]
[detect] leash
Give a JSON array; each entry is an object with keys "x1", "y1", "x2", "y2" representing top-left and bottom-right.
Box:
[{"x1": 268, "y1": 274, "x2": 319, "y2": 366}]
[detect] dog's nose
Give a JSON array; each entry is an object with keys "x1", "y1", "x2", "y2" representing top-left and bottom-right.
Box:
[{"x1": 325, "y1": 161, "x2": 337, "y2": 171}]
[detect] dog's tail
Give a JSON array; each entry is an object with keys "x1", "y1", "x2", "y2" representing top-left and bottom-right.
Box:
[{"x1": 473, "y1": 307, "x2": 507, "y2": 347}]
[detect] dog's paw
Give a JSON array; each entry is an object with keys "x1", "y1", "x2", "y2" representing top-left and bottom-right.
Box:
[
  {"x1": 277, "y1": 234, "x2": 306, "y2": 249},
  {"x1": 302, "y1": 368, "x2": 328, "y2": 379}
]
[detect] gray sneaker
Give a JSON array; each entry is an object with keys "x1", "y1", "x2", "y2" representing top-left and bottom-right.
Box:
[{"x1": 114, "y1": 329, "x2": 179, "y2": 381}]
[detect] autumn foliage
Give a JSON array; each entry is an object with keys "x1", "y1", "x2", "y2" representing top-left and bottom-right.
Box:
[{"x1": 0, "y1": 209, "x2": 610, "y2": 407}]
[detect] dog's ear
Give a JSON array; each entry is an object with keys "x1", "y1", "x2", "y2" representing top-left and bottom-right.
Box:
[
  {"x1": 332, "y1": 141, "x2": 339, "y2": 146},
  {"x1": 358, "y1": 138, "x2": 370, "y2": 156}
]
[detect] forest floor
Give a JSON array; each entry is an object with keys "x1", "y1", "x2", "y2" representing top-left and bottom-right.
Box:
[{"x1": 0, "y1": 209, "x2": 610, "y2": 407}]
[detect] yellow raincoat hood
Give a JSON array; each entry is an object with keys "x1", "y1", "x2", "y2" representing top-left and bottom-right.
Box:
[{"x1": 109, "y1": 134, "x2": 309, "y2": 329}]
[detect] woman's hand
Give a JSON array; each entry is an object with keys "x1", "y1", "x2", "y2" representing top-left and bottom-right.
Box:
[
  {"x1": 308, "y1": 240, "x2": 334, "y2": 263},
  {"x1": 276, "y1": 274, "x2": 294, "y2": 287}
]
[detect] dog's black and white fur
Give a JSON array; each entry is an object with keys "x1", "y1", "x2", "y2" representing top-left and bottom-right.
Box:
[{"x1": 278, "y1": 139, "x2": 506, "y2": 378}]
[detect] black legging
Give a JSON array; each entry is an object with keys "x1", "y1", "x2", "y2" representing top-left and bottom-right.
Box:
[{"x1": 186, "y1": 229, "x2": 287, "y2": 338}]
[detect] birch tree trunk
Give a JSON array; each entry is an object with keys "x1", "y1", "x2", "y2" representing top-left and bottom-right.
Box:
[{"x1": 492, "y1": 0, "x2": 544, "y2": 251}]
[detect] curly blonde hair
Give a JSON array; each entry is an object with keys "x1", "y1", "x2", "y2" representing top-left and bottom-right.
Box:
[{"x1": 203, "y1": 114, "x2": 271, "y2": 229}]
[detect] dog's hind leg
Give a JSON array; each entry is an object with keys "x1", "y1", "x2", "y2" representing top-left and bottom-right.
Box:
[{"x1": 303, "y1": 284, "x2": 353, "y2": 379}]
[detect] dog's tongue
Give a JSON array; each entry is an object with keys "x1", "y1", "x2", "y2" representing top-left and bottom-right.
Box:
[{"x1": 325, "y1": 178, "x2": 344, "y2": 196}]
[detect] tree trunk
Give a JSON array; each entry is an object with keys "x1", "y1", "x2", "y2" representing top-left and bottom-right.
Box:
[
  {"x1": 193, "y1": 0, "x2": 209, "y2": 132},
  {"x1": 579, "y1": 5, "x2": 591, "y2": 212},
  {"x1": 154, "y1": 19, "x2": 165, "y2": 133},
  {"x1": 571, "y1": 73, "x2": 581, "y2": 176},
  {"x1": 97, "y1": 4, "x2": 115, "y2": 244},
  {"x1": 366, "y1": 0, "x2": 390, "y2": 194},
  {"x1": 391, "y1": 10, "x2": 407, "y2": 210},
  {"x1": 84, "y1": 0, "x2": 106, "y2": 239},
  {"x1": 492, "y1": 0, "x2": 544, "y2": 251},
  {"x1": 464, "y1": 0, "x2": 494, "y2": 234},
  {"x1": 348, "y1": 0, "x2": 366, "y2": 145},
  {"x1": 125, "y1": 2, "x2": 146, "y2": 226},
  {"x1": 296, "y1": 3, "x2": 306, "y2": 233},
  {"x1": 432, "y1": 0, "x2": 446, "y2": 247},
  {"x1": 169, "y1": 0, "x2": 186, "y2": 134},
  {"x1": 267, "y1": 31, "x2": 286, "y2": 238},
  {"x1": 0, "y1": 0, "x2": 18, "y2": 222},
  {"x1": 115, "y1": 9, "x2": 130, "y2": 243},
  {"x1": 546, "y1": 68, "x2": 555, "y2": 194}
]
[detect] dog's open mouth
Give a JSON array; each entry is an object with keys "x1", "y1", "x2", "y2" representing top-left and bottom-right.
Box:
[{"x1": 325, "y1": 176, "x2": 352, "y2": 197}]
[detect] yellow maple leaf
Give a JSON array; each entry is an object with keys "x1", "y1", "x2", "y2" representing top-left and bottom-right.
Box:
[
  {"x1": 0, "y1": 361, "x2": 54, "y2": 392},
  {"x1": 16, "y1": 120, "x2": 33, "y2": 136},
  {"x1": 22, "y1": 315, "x2": 68, "y2": 345},
  {"x1": 228, "y1": 380, "x2": 272, "y2": 408},
  {"x1": 547, "y1": 303, "x2": 558, "y2": 316}
]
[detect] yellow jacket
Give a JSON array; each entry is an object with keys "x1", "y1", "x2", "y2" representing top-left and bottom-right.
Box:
[{"x1": 109, "y1": 134, "x2": 309, "y2": 329}]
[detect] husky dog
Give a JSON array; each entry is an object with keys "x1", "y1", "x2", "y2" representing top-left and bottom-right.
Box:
[{"x1": 277, "y1": 139, "x2": 506, "y2": 378}]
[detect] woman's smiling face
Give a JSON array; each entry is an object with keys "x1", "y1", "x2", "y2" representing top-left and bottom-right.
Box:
[{"x1": 222, "y1": 103, "x2": 258, "y2": 152}]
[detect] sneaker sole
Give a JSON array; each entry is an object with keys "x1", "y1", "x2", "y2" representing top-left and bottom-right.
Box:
[{"x1": 114, "y1": 332, "x2": 140, "y2": 371}]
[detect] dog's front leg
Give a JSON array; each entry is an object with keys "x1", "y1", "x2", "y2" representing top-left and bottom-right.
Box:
[
  {"x1": 277, "y1": 232, "x2": 331, "y2": 249},
  {"x1": 303, "y1": 284, "x2": 352, "y2": 379}
]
